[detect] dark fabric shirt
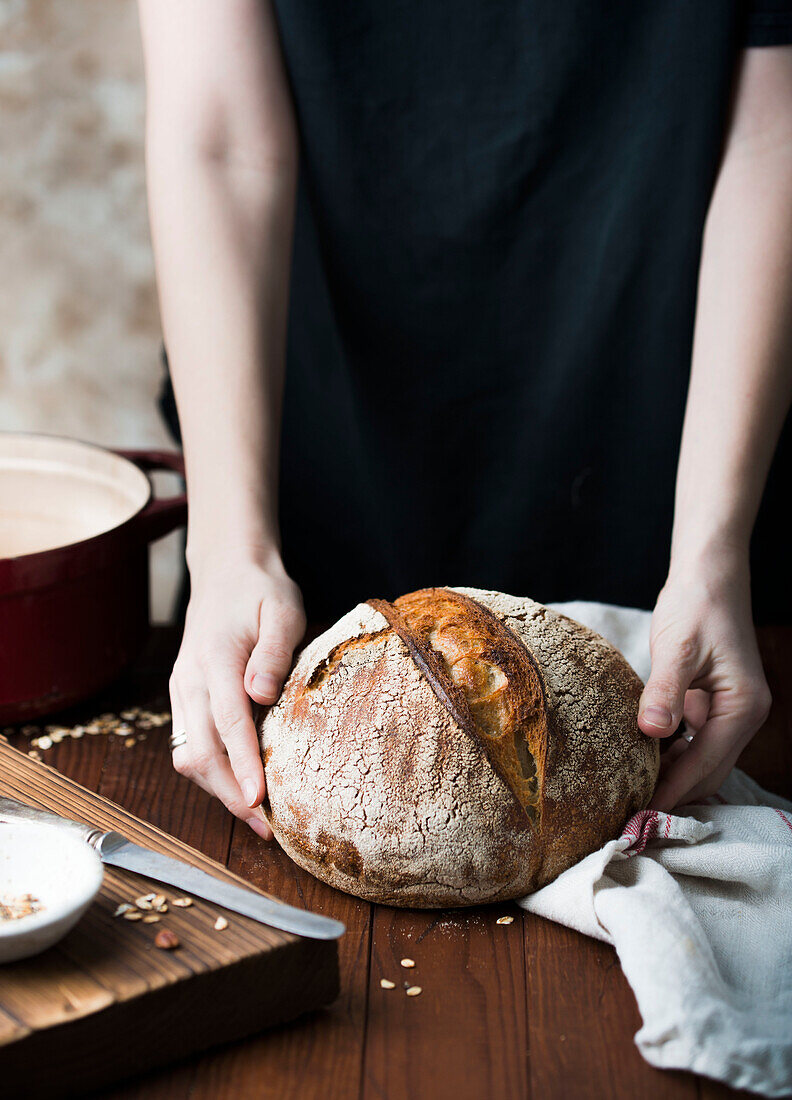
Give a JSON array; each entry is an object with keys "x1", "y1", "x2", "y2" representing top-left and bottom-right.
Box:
[{"x1": 165, "y1": 1, "x2": 792, "y2": 623}]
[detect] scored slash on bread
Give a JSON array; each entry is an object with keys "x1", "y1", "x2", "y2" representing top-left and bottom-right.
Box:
[
  {"x1": 367, "y1": 590, "x2": 547, "y2": 826},
  {"x1": 259, "y1": 587, "x2": 659, "y2": 908}
]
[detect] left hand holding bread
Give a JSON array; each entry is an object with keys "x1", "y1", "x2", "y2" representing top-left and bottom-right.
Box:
[{"x1": 640, "y1": 549, "x2": 771, "y2": 811}]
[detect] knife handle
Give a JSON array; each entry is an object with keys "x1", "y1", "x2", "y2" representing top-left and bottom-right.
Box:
[{"x1": 0, "y1": 795, "x2": 105, "y2": 848}]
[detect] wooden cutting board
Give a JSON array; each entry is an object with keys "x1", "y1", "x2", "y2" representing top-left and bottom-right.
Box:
[{"x1": 0, "y1": 737, "x2": 340, "y2": 1098}]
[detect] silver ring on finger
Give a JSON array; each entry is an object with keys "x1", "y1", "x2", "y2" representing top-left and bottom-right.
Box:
[{"x1": 169, "y1": 728, "x2": 188, "y2": 753}]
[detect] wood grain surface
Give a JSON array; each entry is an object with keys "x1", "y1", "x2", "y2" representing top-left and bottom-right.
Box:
[
  {"x1": 0, "y1": 734, "x2": 339, "y2": 1097},
  {"x1": 3, "y1": 624, "x2": 791, "y2": 1100}
]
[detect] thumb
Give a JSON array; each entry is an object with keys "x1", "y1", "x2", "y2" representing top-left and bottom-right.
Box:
[
  {"x1": 638, "y1": 634, "x2": 700, "y2": 738},
  {"x1": 245, "y1": 601, "x2": 305, "y2": 705}
]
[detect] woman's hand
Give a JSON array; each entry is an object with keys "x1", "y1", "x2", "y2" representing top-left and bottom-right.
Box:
[
  {"x1": 638, "y1": 548, "x2": 771, "y2": 812},
  {"x1": 168, "y1": 553, "x2": 306, "y2": 838}
]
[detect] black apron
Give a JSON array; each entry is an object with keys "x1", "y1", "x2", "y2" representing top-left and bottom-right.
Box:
[{"x1": 163, "y1": 1, "x2": 792, "y2": 623}]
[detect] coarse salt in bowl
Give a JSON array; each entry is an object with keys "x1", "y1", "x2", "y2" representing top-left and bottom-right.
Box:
[{"x1": 0, "y1": 820, "x2": 103, "y2": 963}]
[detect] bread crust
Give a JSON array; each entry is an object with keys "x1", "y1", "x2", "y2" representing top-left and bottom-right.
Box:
[
  {"x1": 369, "y1": 590, "x2": 548, "y2": 825},
  {"x1": 259, "y1": 590, "x2": 659, "y2": 907},
  {"x1": 451, "y1": 589, "x2": 659, "y2": 883}
]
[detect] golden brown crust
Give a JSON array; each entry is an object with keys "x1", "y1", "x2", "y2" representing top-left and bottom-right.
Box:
[
  {"x1": 259, "y1": 589, "x2": 660, "y2": 907},
  {"x1": 453, "y1": 589, "x2": 660, "y2": 885},
  {"x1": 381, "y1": 588, "x2": 548, "y2": 823}
]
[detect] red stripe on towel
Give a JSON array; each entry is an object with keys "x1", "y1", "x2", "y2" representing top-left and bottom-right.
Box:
[{"x1": 621, "y1": 810, "x2": 661, "y2": 855}]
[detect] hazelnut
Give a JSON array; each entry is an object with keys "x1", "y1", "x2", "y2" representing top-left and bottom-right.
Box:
[{"x1": 154, "y1": 929, "x2": 180, "y2": 950}]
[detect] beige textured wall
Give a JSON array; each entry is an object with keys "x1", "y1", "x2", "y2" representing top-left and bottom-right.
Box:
[{"x1": 0, "y1": 0, "x2": 182, "y2": 621}]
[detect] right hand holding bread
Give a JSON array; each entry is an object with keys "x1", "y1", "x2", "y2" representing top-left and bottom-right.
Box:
[{"x1": 168, "y1": 554, "x2": 305, "y2": 839}]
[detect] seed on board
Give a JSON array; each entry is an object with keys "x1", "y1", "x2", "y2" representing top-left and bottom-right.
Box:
[
  {"x1": 124, "y1": 737, "x2": 136, "y2": 748},
  {"x1": 151, "y1": 894, "x2": 167, "y2": 908},
  {"x1": 120, "y1": 710, "x2": 139, "y2": 721},
  {"x1": 172, "y1": 897, "x2": 193, "y2": 908},
  {"x1": 136, "y1": 893, "x2": 156, "y2": 909},
  {"x1": 27, "y1": 750, "x2": 42, "y2": 761},
  {"x1": 114, "y1": 903, "x2": 134, "y2": 917},
  {"x1": 71, "y1": 726, "x2": 85, "y2": 739},
  {"x1": 405, "y1": 986, "x2": 422, "y2": 997},
  {"x1": 380, "y1": 979, "x2": 396, "y2": 989},
  {"x1": 143, "y1": 914, "x2": 161, "y2": 924},
  {"x1": 21, "y1": 725, "x2": 39, "y2": 736},
  {"x1": 36, "y1": 736, "x2": 53, "y2": 751},
  {"x1": 214, "y1": 916, "x2": 229, "y2": 931},
  {"x1": 123, "y1": 910, "x2": 143, "y2": 921},
  {"x1": 154, "y1": 929, "x2": 180, "y2": 950},
  {"x1": 496, "y1": 915, "x2": 515, "y2": 925},
  {"x1": 400, "y1": 958, "x2": 415, "y2": 968}
]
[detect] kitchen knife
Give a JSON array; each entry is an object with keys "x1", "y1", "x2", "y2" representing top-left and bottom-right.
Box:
[{"x1": 0, "y1": 796, "x2": 345, "y2": 941}]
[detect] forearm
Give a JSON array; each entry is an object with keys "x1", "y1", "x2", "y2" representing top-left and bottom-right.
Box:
[
  {"x1": 671, "y1": 50, "x2": 792, "y2": 575},
  {"x1": 139, "y1": 0, "x2": 297, "y2": 578},
  {"x1": 146, "y1": 144, "x2": 296, "y2": 573},
  {"x1": 145, "y1": 136, "x2": 302, "y2": 817}
]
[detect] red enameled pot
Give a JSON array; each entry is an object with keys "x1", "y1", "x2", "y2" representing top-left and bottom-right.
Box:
[{"x1": 0, "y1": 433, "x2": 187, "y2": 723}]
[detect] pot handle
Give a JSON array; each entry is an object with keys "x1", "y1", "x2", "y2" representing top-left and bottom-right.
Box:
[{"x1": 113, "y1": 449, "x2": 188, "y2": 544}]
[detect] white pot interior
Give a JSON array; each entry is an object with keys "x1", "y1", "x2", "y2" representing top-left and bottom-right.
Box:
[{"x1": 0, "y1": 433, "x2": 150, "y2": 559}]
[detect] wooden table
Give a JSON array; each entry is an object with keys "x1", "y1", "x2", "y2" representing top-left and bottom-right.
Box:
[{"x1": 5, "y1": 625, "x2": 791, "y2": 1100}]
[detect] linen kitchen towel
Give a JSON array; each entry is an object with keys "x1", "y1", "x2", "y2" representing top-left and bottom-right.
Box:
[{"x1": 516, "y1": 602, "x2": 792, "y2": 1098}]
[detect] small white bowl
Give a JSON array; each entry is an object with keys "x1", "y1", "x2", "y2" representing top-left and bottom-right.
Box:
[{"x1": 0, "y1": 820, "x2": 104, "y2": 963}]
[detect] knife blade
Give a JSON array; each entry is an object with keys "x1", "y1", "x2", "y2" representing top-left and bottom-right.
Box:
[{"x1": 0, "y1": 796, "x2": 345, "y2": 941}]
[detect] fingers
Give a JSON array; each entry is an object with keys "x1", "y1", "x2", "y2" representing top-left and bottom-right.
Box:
[
  {"x1": 638, "y1": 633, "x2": 701, "y2": 738},
  {"x1": 169, "y1": 677, "x2": 273, "y2": 840},
  {"x1": 677, "y1": 745, "x2": 743, "y2": 807},
  {"x1": 245, "y1": 598, "x2": 306, "y2": 705},
  {"x1": 682, "y1": 688, "x2": 710, "y2": 733},
  {"x1": 658, "y1": 736, "x2": 689, "y2": 778},
  {"x1": 164, "y1": 567, "x2": 305, "y2": 841},
  {"x1": 207, "y1": 664, "x2": 266, "y2": 808},
  {"x1": 648, "y1": 683, "x2": 770, "y2": 811},
  {"x1": 655, "y1": 689, "x2": 711, "y2": 783},
  {"x1": 189, "y1": 753, "x2": 273, "y2": 841},
  {"x1": 649, "y1": 724, "x2": 739, "y2": 811},
  {"x1": 641, "y1": 574, "x2": 771, "y2": 811}
]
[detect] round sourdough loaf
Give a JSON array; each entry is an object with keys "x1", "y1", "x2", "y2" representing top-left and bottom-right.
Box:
[{"x1": 258, "y1": 587, "x2": 659, "y2": 907}]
